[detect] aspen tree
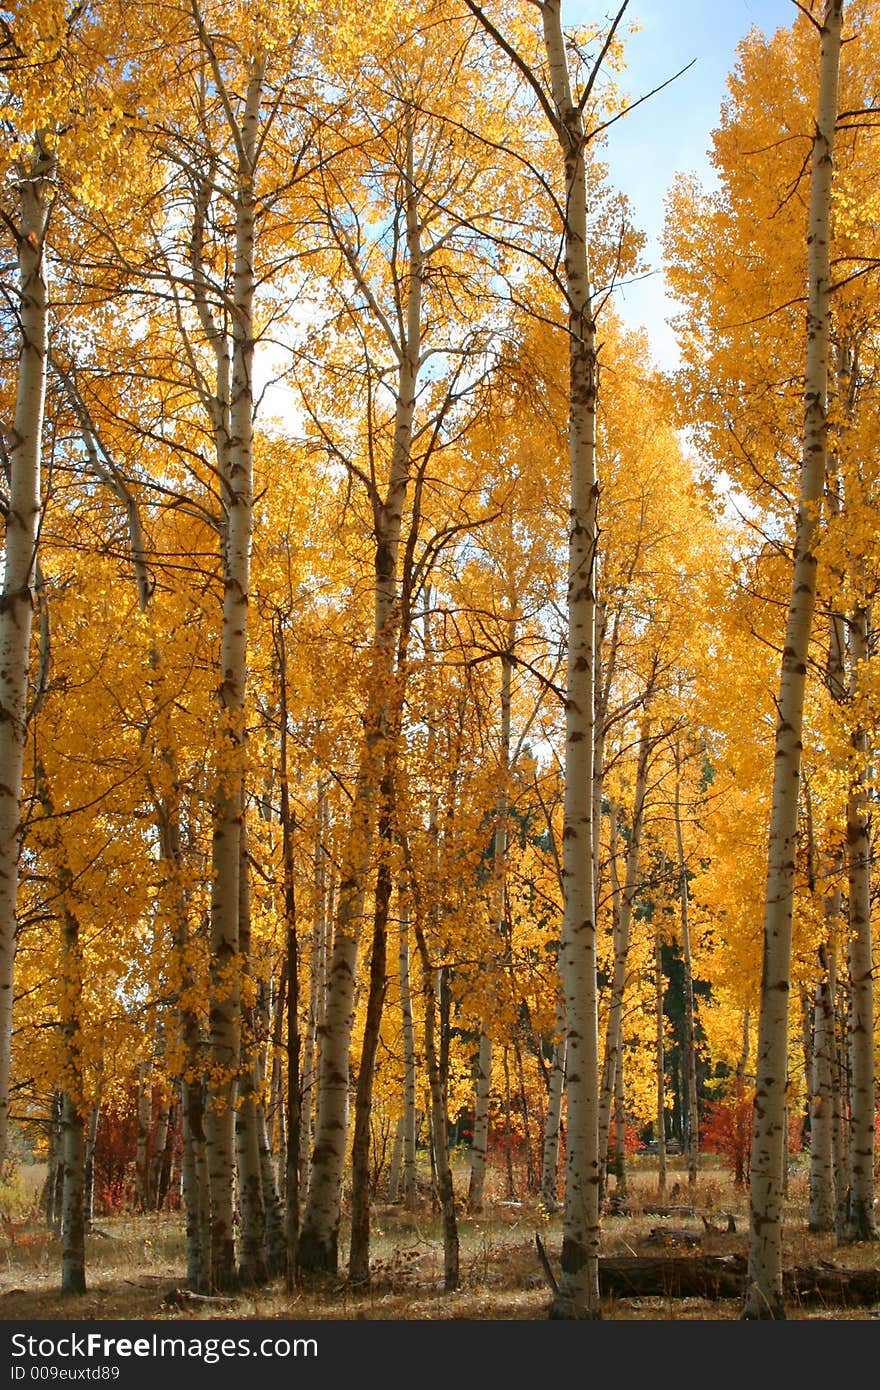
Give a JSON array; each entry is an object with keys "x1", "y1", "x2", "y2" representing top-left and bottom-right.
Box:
[
  {"x1": 297, "y1": 92, "x2": 426, "y2": 1266},
  {"x1": 27, "y1": 564, "x2": 89, "y2": 1296},
  {"x1": 535, "y1": 0, "x2": 612, "y2": 1317},
  {"x1": 744, "y1": 0, "x2": 843, "y2": 1320},
  {"x1": 299, "y1": 17, "x2": 513, "y2": 1271},
  {"x1": 843, "y1": 603, "x2": 876, "y2": 1240},
  {"x1": 597, "y1": 723, "x2": 650, "y2": 1202},
  {"x1": 397, "y1": 894, "x2": 419, "y2": 1210},
  {"x1": 298, "y1": 784, "x2": 329, "y2": 1197},
  {"x1": 541, "y1": 1002, "x2": 566, "y2": 1211},
  {"x1": 809, "y1": 506, "x2": 848, "y2": 1233},
  {"x1": 654, "y1": 927, "x2": 667, "y2": 1194},
  {"x1": 468, "y1": 636, "x2": 513, "y2": 1213},
  {"x1": 673, "y1": 735, "x2": 699, "y2": 1188},
  {"x1": 0, "y1": 3, "x2": 122, "y2": 1175},
  {"x1": 465, "y1": 0, "x2": 637, "y2": 1315},
  {"x1": 809, "y1": 941, "x2": 837, "y2": 1231},
  {"x1": 408, "y1": 874, "x2": 461, "y2": 1290},
  {"x1": 47, "y1": 799, "x2": 87, "y2": 1295},
  {"x1": 275, "y1": 620, "x2": 302, "y2": 1288},
  {"x1": 0, "y1": 140, "x2": 55, "y2": 1172}
]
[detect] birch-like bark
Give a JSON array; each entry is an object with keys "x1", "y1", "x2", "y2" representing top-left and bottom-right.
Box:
[
  {"x1": 179, "y1": 1001, "x2": 210, "y2": 1291},
  {"x1": 83, "y1": 1106, "x2": 98, "y2": 1234},
  {"x1": 134, "y1": 1061, "x2": 152, "y2": 1212},
  {"x1": 469, "y1": 641, "x2": 513, "y2": 1210},
  {"x1": 161, "y1": 795, "x2": 210, "y2": 1294},
  {"x1": 467, "y1": 1030, "x2": 495, "y2": 1209},
  {"x1": 348, "y1": 757, "x2": 399, "y2": 1284},
  {"x1": 33, "y1": 743, "x2": 87, "y2": 1294},
  {"x1": 398, "y1": 897, "x2": 418, "y2": 1210},
  {"x1": 249, "y1": 958, "x2": 284, "y2": 1272},
  {"x1": 0, "y1": 144, "x2": 55, "y2": 1171},
  {"x1": 387, "y1": 1118, "x2": 404, "y2": 1203},
  {"x1": 413, "y1": 921, "x2": 459, "y2": 1290},
  {"x1": 513, "y1": 1036, "x2": 536, "y2": 1192},
  {"x1": 673, "y1": 739, "x2": 699, "y2": 1188},
  {"x1": 655, "y1": 929, "x2": 668, "y2": 1193},
  {"x1": 809, "y1": 938, "x2": 837, "y2": 1232},
  {"x1": 235, "y1": 819, "x2": 268, "y2": 1286},
  {"x1": 155, "y1": 1097, "x2": 179, "y2": 1212},
  {"x1": 404, "y1": 609, "x2": 458, "y2": 1285},
  {"x1": 541, "y1": 998, "x2": 566, "y2": 1212},
  {"x1": 541, "y1": 0, "x2": 602, "y2": 1319},
  {"x1": 203, "y1": 61, "x2": 263, "y2": 1293},
  {"x1": 59, "y1": 865, "x2": 86, "y2": 1293},
  {"x1": 299, "y1": 113, "x2": 423, "y2": 1276},
  {"x1": 273, "y1": 621, "x2": 301, "y2": 1289},
  {"x1": 821, "y1": 497, "x2": 847, "y2": 1237},
  {"x1": 235, "y1": 1066, "x2": 266, "y2": 1284},
  {"x1": 612, "y1": 1040, "x2": 627, "y2": 1197},
  {"x1": 833, "y1": 973, "x2": 849, "y2": 1237},
  {"x1": 60, "y1": 1090, "x2": 86, "y2": 1295},
  {"x1": 284, "y1": 900, "x2": 302, "y2": 1292},
  {"x1": 597, "y1": 725, "x2": 650, "y2": 1202},
  {"x1": 844, "y1": 605, "x2": 876, "y2": 1241},
  {"x1": 149, "y1": 1086, "x2": 170, "y2": 1211},
  {"x1": 298, "y1": 785, "x2": 328, "y2": 1193},
  {"x1": 45, "y1": 1093, "x2": 62, "y2": 1229},
  {"x1": 745, "y1": 0, "x2": 843, "y2": 1318},
  {"x1": 255, "y1": 1096, "x2": 286, "y2": 1277},
  {"x1": 267, "y1": 964, "x2": 287, "y2": 1193},
  {"x1": 592, "y1": 601, "x2": 606, "y2": 895}
]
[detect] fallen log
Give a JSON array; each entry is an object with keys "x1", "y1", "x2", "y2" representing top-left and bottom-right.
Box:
[
  {"x1": 782, "y1": 1264, "x2": 880, "y2": 1307},
  {"x1": 594, "y1": 1254, "x2": 880, "y2": 1306},
  {"x1": 599, "y1": 1254, "x2": 746, "y2": 1299}
]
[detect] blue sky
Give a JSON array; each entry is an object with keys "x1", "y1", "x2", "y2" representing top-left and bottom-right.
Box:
[{"x1": 571, "y1": 0, "x2": 797, "y2": 368}]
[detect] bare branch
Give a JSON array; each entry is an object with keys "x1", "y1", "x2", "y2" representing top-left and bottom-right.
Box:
[{"x1": 463, "y1": 0, "x2": 561, "y2": 134}]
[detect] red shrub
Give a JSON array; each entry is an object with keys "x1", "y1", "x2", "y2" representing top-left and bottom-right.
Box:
[{"x1": 701, "y1": 1080, "x2": 753, "y2": 1186}]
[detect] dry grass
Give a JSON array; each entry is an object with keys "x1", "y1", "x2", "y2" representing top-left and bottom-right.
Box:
[{"x1": 1, "y1": 1157, "x2": 878, "y2": 1321}]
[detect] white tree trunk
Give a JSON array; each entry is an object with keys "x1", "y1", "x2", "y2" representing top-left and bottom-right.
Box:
[
  {"x1": 60, "y1": 1089, "x2": 86, "y2": 1295},
  {"x1": 0, "y1": 144, "x2": 55, "y2": 1170},
  {"x1": 809, "y1": 936, "x2": 837, "y2": 1232},
  {"x1": 469, "y1": 641, "x2": 513, "y2": 1210},
  {"x1": 541, "y1": 997, "x2": 566, "y2": 1213},
  {"x1": 655, "y1": 928, "x2": 667, "y2": 1194},
  {"x1": 84, "y1": 1089, "x2": 102, "y2": 1229},
  {"x1": 674, "y1": 738, "x2": 700, "y2": 1188},
  {"x1": 468, "y1": 1032, "x2": 494, "y2": 1210},
  {"x1": 745, "y1": 0, "x2": 843, "y2": 1319},
  {"x1": 203, "y1": 62, "x2": 264, "y2": 1293},
  {"x1": 387, "y1": 1117, "x2": 404, "y2": 1203},
  {"x1": 597, "y1": 725, "x2": 651, "y2": 1200},
  {"x1": 235, "y1": 820, "x2": 268, "y2": 1286},
  {"x1": 613, "y1": 1039, "x2": 627, "y2": 1197},
  {"x1": 414, "y1": 929, "x2": 459, "y2": 1290},
  {"x1": 398, "y1": 898, "x2": 418, "y2": 1210},
  {"x1": 845, "y1": 605, "x2": 876, "y2": 1241},
  {"x1": 134, "y1": 1060, "x2": 152, "y2": 1212},
  {"x1": 300, "y1": 119, "x2": 423, "y2": 1272},
  {"x1": 539, "y1": 0, "x2": 602, "y2": 1320},
  {"x1": 148, "y1": 1083, "x2": 170, "y2": 1211},
  {"x1": 299, "y1": 784, "x2": 328, "y2": 1193}
]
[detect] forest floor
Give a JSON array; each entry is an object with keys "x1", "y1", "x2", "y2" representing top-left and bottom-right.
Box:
[{"x1": 1, "y1": 1157, "x2": 879, "y2": 1321}]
